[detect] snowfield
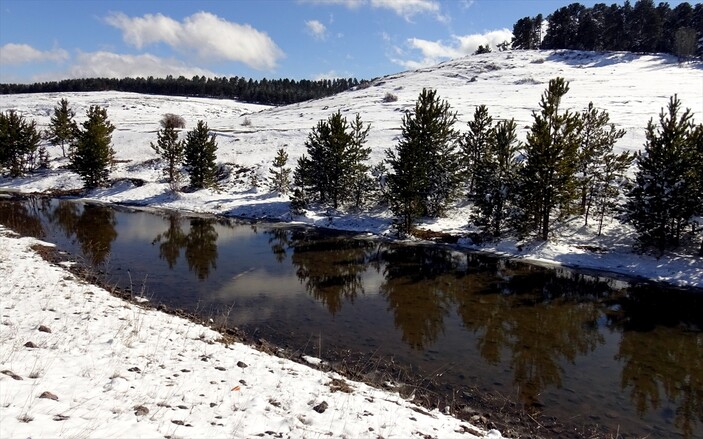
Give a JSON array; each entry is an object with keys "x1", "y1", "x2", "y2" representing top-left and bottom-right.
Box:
[
  {"x1": 0, "y1": 229, "x2": 502, "y2": 438},
  {"x1": 1, "y1": 49, "x2": 702, "y2": 438}
]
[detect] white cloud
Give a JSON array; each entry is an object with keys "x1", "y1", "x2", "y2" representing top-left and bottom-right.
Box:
[
  {"x1": 391, "y1": 28, "x2": 513, "y2": 69},
  {"x1": 305, "y1": 20, "x2": 327, "y2": 40},
  {"x1": 34, "y1": 51, "x2": 215, "y2": 81},
  {"x1": 301, "y1": 0, "x2": 442, "y2": 20},
  {"x1": 299, "y1": 0, "x2": 365, "y2": 8},
  {"x1": 370, "y1": 0, "x2": 440, "y2": 20},
  {"x1": 313, "y1": 69, "x2": 353, "y2": 80},
  {"x1": 0, "y1": 43, "x2": 69, "y2": 65},
  {"x1": 105, "y1": 11, "x2": 284, "y2": 70}
]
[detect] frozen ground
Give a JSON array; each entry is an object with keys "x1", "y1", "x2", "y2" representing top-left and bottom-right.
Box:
[
  {"x1": 0, "y1": 227, "x2": 502, "y2": 438},
  {"x1": 1, "y1": 49, "x2": 702, "y2": 289}
]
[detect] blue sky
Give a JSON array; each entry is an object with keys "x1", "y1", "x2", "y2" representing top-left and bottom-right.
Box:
[{"x1": 0, "y1": 0, "x2": 690, "y2": 83}]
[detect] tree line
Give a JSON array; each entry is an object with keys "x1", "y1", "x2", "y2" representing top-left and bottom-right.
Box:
[
  {"x1": 286, "y1": 79, "x2": 702, "y2": 255},
  {"x1": 1, "y1": 83, "x2": 701, "y2": 255},
  {"x1": 511, "y1": 0, "x2": 703, "y2": 58},
  {"x1": 0, "y1": 76, "x2": 365, "y2": 106}
]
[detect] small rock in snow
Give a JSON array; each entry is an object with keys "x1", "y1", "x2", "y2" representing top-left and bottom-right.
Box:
[
  {"x1": 24, "y1": 341, "x2": 37, "y2": 348},
  {"x1": 1, "y1": 370, "x2": 22, "y2": 380},
  {"x1": 134, "y1": 405, "x2": 149, "y2": 416},
  {"x1": 38, "y1": 325, "x2": 51, "y2": 333},
  {"x1": 236, "y1": 361, "x2": 248, "y2": 368},
  {"x1": 39, "y1": 391, "x2": 59, "y2": 401},
  {"x1": 313, "y1": 401, "x2": 328, "y2": 413}
]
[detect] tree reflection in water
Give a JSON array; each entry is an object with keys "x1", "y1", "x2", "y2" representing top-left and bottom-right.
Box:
[
  {"x1": 0, "y1": 198, "x2": 47, "y2": 237},
  {"x1": 185, "y1": 218, "x2": 218, "y2": 280},
  {"x1": 48, "y1": 201, "x2": 118, "y2": 266},
  {"x1": 612, "y1": 286, "x2": 703, "y2": 438},
  {"x1": 266, "y1": 227, "x2": 291, "y2": 263},
  {"x1": 152, "y1": 214, "x2": 188, "y2": 269},
  {"x1": 379, "y1": 245, "x2": 459, "y2": 350},
  {"x1": 50, "y1": 200, "x2": 80, "y2": 239},
  {"x1": 290, "y1": 230, "x2": 374, "y2": 315},
  {"x1": 152, "y1": 215, "x2": 218, "y2": 280}
]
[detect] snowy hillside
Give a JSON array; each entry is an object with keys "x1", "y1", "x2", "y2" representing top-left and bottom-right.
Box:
[{"x1": 1, "y1": 49, "x2": 702, "y2": 287}]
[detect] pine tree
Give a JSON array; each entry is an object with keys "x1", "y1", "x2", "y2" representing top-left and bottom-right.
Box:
[
  {"x1": 47, "y1": 98, "x2": 77, "y2": 158},
  {"x1": 70, "y1": 105, "x2": 115, "y2": 189},
  {"x1": 472, "y1": 118, "x2": 522, "y2": 237},
  {"x1": 0, "y1": 110, "x2": 42, "y2": 177},
  {"x1": 511, "y1": 15, "x2": 542, "y2": 49},
  {"x1": 626, "y1": 95, "x2": 699, "y2": 251},
  {"x1": 292, "y1": 111, "x2": 371, "y2": 209},
  {"x1": 576, "y1": 102, "x2": 626, "y2": 225},
  {"x1": 151, "y1": 113, "x2": 185, "y2": 191},
  {"x1": 386, "y1": 88, "x2": 461, "y2": 233},
  {"x1": 691, "y1": 124, "x2": 703, "y2": 255},
  {"x1": 268, "y1": 147, "x2": 291, "y2": 194},
  {"x1": 515, "y1": 78, "x2": 582, "y2": 240},
  {"x1": 183, "y1": 120, "x2": 218, "y2": 190},
  {"x1": 461, "y1": 105, "x2": 494, "y2": 198},
  {"x1": 347, "y1": 113, "x2": 373, "y2": 209},
  {"x1": 592, "y1": 150, "x2": 633, "y2": 236}
]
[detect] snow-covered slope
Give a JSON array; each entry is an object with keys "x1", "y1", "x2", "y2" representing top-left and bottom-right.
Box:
[{"x1": 1, "y1": 50, "x2": 702, "y2": 287}]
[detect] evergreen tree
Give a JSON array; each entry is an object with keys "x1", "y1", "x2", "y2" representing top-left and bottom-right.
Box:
[
  {"x1": 151, "y1": 114, "x2": 186, "y2": 191},
  {"x1": 47, "y1": 98, "x2": 78, "y2": 158},
  {"x1": 474, "y1": 45, "x2": 492, "y2": 55},
  {"x1": 386, "y1": 88, "x2": 461, "y2": 233},
  {"x1": 472, "y1": 118, "x2": 522, "y2": 238},
  {"x1": 515, "y1": 78, "x2": 582, "y2": 240},
  {"x1": 691, "y1": 124, "x2": 703, "y2": 255},
  {"x1": 542, "y1": 4, "x2": 585, "y2": 50},
  {"x1": 576, "y1": 102, "x2": 626, "y2": 225},
  {"x1": 70, "y1": 105, "x2": 115, "y2": 189},
  {"x1": 268, "y1": 147, "x2": 291, "y2": 194},
  {"x1": 292, "y1": 111, "x2": 371, "y2": 209},
  {"x1": 630, "y1": 0, "x2": 662, "y2": 53},
  {"x1": 626, "y1": 95, "x2": 700, "y2": 251},
  {"x1": 183, "y1": 120, "x2": 218, "y2": 190},
  {"x1": 347, "y1": 113, "x2": 373, "y2": 209},
  {"x1": 511, "y1": 15, "x2": 542, "y2": 49},
  {"x1": 461, "y1": 105, "x2": 494, "y2": 198},
  {"x1": 0, "y1": 110, "x2": 42, "y2": 177},
  {"x1": 591, "y1": 150, "x2": 633, "y2": 236},
  {"x1": 602, "y1": 2, "x2": 631, "y2": 51}
]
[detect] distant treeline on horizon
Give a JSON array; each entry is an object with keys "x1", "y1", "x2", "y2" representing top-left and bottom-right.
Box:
[
  {"x1": 0, "y1": 76, "x2": 366, "y2": 106},
  {"x1": 511, "y1": 0, "x2": 702, "y2": 57},
  {"x1": 2, "y1": 0, "x2": 701, "y2": 104}
]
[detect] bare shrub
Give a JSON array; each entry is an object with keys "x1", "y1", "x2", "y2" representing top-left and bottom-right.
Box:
[
  {"x1": 160, "y1": 113, "x2": 185, "y2": 129},
  {"x1": 382, "y1": 92, "x2": 398, "y2": 103}
]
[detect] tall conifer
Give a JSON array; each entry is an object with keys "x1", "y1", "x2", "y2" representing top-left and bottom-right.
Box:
[
  {"x1": 626, "y1": 95, "x2": 699, "y2": 251},
  {"x1": 515, "y1": 78, "x2": 582, "y2": 240},
  {"x1": 183, "y1": 120, "x2": 218, "y2": 190},
  {"x1": 70, "y1": 105, "x2": 115, "y2": 189},
  {"x1": 386, "y1": 88, "x2": 460, "y2": 233}
]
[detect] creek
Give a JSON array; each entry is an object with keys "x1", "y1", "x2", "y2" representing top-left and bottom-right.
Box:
[{"x1": 1, "y1": 197, "x2": 701, "y2": 438}]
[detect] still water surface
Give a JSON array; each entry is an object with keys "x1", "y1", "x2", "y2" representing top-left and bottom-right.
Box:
[{"x1": 1, "y1": 198, "x2": 701, "y2": 438}]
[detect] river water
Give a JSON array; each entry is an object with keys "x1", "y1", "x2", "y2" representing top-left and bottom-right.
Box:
[{"x1": 1, "y1": 197, "x2": 701, "y2": 438}]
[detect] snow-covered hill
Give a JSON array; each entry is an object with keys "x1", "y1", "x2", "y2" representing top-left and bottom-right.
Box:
[{"x1": 1, "y1": 50, "x2": 702, "y2": 287}]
